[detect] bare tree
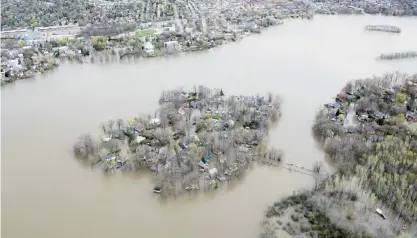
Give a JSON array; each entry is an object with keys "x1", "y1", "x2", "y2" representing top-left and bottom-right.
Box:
[
  {"x1": 73, "y1": 134, "x2": 98, "y2": 159},
  {"x1": 116, "y1": 119, "x2": 124, "y2": 131}
]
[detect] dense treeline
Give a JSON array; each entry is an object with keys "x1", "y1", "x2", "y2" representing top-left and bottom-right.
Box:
[
  {"x1": 1, "y1": 0, "x2": 91, "y2": 29},
  {"x1": 357, "y1": 137, "x2": 417, "y2": 222},
  {"x1": 0, "y1": 0, "x2": 167, "y2": 30}
]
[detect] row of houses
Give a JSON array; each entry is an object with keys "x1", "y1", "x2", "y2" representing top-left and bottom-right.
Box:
[{"x1": 142, "y1": 41, "x2": 182, "y2": 55}]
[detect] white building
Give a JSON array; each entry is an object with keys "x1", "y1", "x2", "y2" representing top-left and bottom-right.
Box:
[
  {"x1": 143, "y1": 42, "x2": 154, "y2": 55},
  {"x1": 164, "y1": 41, "x2": 181, "y2": 53},
  {"x1": 6, "y1": 59, "x2": 22, "y2": 71}
]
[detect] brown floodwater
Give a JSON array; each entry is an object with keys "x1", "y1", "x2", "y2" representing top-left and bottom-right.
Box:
[{"x1": 2, "y1": 15, "x2": 417, "y2": 238}]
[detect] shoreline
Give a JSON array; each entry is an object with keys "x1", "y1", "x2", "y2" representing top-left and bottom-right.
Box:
[{"x1": 2, "y1": 11, "x2": 416, "y2": 86}]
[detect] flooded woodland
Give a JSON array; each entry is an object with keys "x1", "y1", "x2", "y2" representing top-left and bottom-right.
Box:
[{"x1": 2, "y1": 15, "x2": 417, "y2": 238}]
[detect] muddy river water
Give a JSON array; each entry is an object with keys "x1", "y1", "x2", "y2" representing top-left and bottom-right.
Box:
[{"x1": 2, "y1": 15, "x2": 417, "y2": 238}]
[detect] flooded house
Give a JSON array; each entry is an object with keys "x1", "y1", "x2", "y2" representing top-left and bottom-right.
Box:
[
  {"x1": 164, "y1": 41, "x2": 181, "y2": 53},
  {"x1": 143, "y1": 42, "x2": 155, "y2": 55}
]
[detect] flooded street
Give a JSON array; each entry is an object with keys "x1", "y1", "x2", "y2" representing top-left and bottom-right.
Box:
[{"x1": 2, "y1": 15, "x2": 417, "y2": 238}]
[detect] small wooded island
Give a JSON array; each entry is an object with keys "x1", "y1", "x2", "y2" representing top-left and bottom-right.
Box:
[
  {"x1": 261, "y1": 72, "x2": 417, "y2": 238},
  {"x1": 364, "y1": 25, "x2": 402, "y2": 33},
  {"x1": 73, "y1": 86, "x2": 283, "y2": 197},
  {"x1": 377, "y1": 51, "x2": 417, "y2": 60}
]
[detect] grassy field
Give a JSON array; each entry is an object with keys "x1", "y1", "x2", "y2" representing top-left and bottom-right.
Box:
[{"x1": 135, "y1": 29, "x2": 157, "y2": 38}]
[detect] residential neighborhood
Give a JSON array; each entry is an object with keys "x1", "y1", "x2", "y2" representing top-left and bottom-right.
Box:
[{"x1": 3, "y1": 0, "x2": 416, "y2": 85}]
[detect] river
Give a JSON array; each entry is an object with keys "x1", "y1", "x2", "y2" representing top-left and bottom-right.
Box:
[{"x1": 2, "y1": 15, "x2": 417, "y2": 238}]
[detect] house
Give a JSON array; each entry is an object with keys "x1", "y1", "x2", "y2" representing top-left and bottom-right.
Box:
[
  {"x1": 164, "y1": 41, "x2": 181, "y2": 53},
  {"x1": 163, "y1": 25, "x2": 176, "y2": 32},
  {"x1": 185, "y1": 27, "x2": 194, "y2": 34},
  {"x1": 224, "y1": 33, "x2": 234, "y2": 40},
  {"x1": 31, "y1": 56, "x2": 42, "y2": 66},
  {"x1": 209, "y1": 168, "x2": 218, "y2": 178},
  {"x1": 337, "y1": 92, "x2": 356, "y2": 103},
  {"x1": 7, "y1": 59, "x2": 21, "y2": 70},
  {"x1": 143, "y1": 42, "x2": 154, "y2": 55},
  {"x1": 149, "y1": 118, "x2": 161, "y2": 126},
  {"x1": 369, "y1": 111, "x2": 387, "y2": 120},
  {"x1": 325, "y1": 102, "x2": 343, "y2": 109},
  {"x1": 102, "y1": 135, "x2": 112, "y2": 142}
]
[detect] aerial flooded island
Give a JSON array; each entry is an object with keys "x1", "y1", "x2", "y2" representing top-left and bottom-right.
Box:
[
  {"x1": 74, "y1": 86, "x2": 283, "y2": 197},
  {"x1": 1, "y1": 0, "x2": 417, "y2": 85},
  {"x1": 364, "y1": 24, "x2": 402, "y2": 33},
  {"x1": 377, "y1": 51, "x2": 417, "y2": 60},
  {"x1": 261, "y1": 72, "x2": 417, "y2": 237},
  {"x1": 2, "y1": 0, "x2": 417, "y2": 237}
]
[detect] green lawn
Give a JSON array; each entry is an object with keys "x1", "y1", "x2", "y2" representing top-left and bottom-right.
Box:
[{"x1": 135, "y1": 29, "x2": 157, "y2": 38}]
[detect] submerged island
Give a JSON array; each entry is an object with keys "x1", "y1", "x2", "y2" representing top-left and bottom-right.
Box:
[
  {"x1": 364, "y1": 24, "x2": 402, "y2": 33},
  {"x1": 377, "y1": 51, "x2": 417, "y2": 60},
  {"x1": 261, "y1": 72, "x2": 417, "y2": 238},
  {"x1": 73, "y1": 86, "x2": 283, "y2": 197}
]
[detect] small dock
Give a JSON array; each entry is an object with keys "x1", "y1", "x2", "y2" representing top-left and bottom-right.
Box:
[{"x1": 266, "y1": 162, "x2": 326, "y2": 177}]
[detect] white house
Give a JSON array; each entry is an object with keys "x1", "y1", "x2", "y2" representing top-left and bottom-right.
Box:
[
  {"x1": 149, "y1": 118, "x2": 161, "y2": 126},
  {"x1": 143, "y1": 42, "x2": 154, "y2": 55},
  {"x1": 209, "y1": 168, "x2": 218, "y2": 178},
  {"x1": 164, "y1": 41, "x2": 181, "y2": 53},
  {"x1": 7, "y1": 59, "x2": 22, "y2": 71}
]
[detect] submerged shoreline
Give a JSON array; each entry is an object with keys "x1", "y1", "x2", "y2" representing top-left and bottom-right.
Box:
[{"x1": 2, "y1": 0, "x2": 417, "y2": 86}]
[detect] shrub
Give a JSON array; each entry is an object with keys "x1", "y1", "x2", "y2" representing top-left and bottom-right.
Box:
[
  {"x1": 18, "y1": 40, "x2": 24, "y2": 48},
  {"x1": 92, "y1": 36, "x2": 107, "y2": 51},
  {"x1": 396, "y1": 93, "x2": 407, "y2": 103},
  {"x1": 396, "y1": 113, "x2": 405, "y2": 120},
  {"x1": 57, "y1": 38, "x2": 67, "y2": 46}
]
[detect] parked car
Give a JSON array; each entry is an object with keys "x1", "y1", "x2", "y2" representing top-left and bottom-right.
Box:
[
  {"x1": 369, "y1": 111, "x2": 387, "y2": 120},
  {"x1": 406, "y1": 112, "x2": 417, "y2": 122},
  {"x1": 357, "y1": 114, "x2": 369, "y2": 122},
  {"x1": 345, "y1": 126, "x2": 360, "y2": 134}
]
